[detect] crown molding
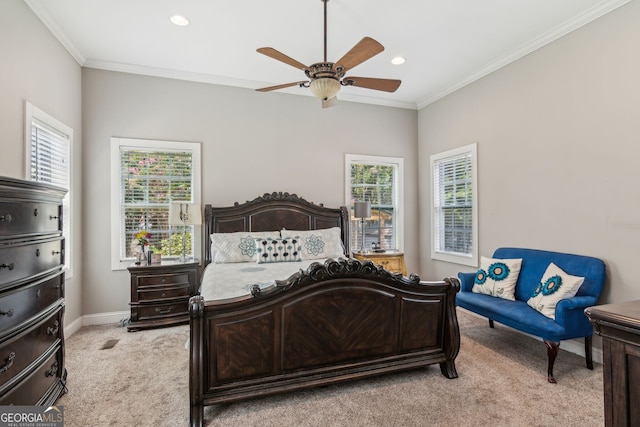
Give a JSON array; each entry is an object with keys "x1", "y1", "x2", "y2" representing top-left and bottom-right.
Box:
[
  {"x1": 416, "y1": 0, "x2": 631, "y2": 109},
  {"x1": 25, "y1": 0, "x2": 86, "y2": 65}
]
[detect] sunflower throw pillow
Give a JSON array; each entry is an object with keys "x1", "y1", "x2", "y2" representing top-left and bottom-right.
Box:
[
  {"x1": 472, "y1": 256, "x2": 523, "y2": 300},
  {"x1": 527, "y1": 263, "x2": 584, "y2": 320}
]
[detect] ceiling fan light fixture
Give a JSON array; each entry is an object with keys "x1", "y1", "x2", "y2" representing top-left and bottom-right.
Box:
[{"x1": 309, "y1": 77, "x2": 341, "y2": 100}]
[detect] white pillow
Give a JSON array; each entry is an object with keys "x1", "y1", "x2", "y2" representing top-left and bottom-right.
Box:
[
  {"x1": 527, "y1": 263, "x2": 584, "y2": 320},
  {"x1": 280, "y1": 227, "x2": 344, "y2": 260},
  {"x1": 255, "y1": 237, "x2": 303, "y2": 264},
  {"x1": 211, "y1": 231, "x2": 280, "y2": 263},
  {"x1": 472, "y1": 256, "x2": 522, "y2": 301}
]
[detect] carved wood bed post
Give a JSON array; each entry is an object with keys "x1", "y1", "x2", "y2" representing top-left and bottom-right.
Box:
[
  {"x1": 440, "y1": 276, "x2": 461, "y2": 378},
  {"x1": 189, "y1": 295, "x2": 206, "y2": 427}
]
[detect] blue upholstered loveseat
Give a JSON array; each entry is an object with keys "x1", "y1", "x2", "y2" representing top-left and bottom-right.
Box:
[{"x1": 457, "y1": 247, "x2": 606, "y2": 383}]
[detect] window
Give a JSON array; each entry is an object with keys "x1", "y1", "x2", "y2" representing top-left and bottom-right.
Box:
[
  {"x1": 25, "y1": 102, "x2": 73, "y2": 278},
  {"x1": 110, "y1": 138, "x2": 201, "y2": 270},
  {"x1": 430, "y1": 143, "x2": 478, "y2": 267},
  {"x1": 345, "y1": 154, "x2": 404, "y2": 254}
]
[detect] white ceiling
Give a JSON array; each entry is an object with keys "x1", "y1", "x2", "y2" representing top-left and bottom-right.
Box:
[{"x1": 26, "y1": 0, "x2": 629, "y2": 110}]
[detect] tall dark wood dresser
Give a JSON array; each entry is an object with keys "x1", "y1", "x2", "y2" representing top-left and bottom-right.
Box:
[
  {"x1": 585, "y1": 300, "x2": 640, "y2": 427},
  {"x1": 0, "y1": 176, "x2": 67, "y2": 405}
]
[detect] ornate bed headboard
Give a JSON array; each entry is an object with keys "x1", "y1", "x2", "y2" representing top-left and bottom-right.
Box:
[{"x1": 203, "y1": 192, "x2": 350, "y2": 266}]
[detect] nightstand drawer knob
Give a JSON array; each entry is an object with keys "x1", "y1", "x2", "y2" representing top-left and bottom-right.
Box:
[
  {"x1": 156, "y1": 306, "x2": 174, "y2": 315},
  {"x1": 161, "y1": 278, "x2": 166, "y2": 283},
  {"x1": 161, "y1": 293, "x2": 167, "y2": 298}
]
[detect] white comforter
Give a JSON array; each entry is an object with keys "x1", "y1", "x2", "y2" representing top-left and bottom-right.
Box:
[{"x1": 200, "y1": 259, "x2": 328, "y2": 300}]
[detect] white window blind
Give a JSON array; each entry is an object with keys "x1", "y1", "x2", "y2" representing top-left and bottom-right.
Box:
[
  {"x1": 111, "y1": 138, "x2": 201, "y2": 269},
  {"x1": 431, "y1": 143, "x2": 478, "y2": 267},
  {"x1": 119, "y1": 147, "x2": 194, "y2": 259},
  {"x1": 345, "y1": 155, "x2": 404, "y2": 253},
  {"x1": 26, "y1": 102, "x2": 73, "y2": 277},
  {"x1": 30, "y1": 120, "x2": 69, "y2": 187}
]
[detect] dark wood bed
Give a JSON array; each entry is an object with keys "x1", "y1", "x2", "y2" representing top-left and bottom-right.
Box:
[{"x1": 189, "y1": 192, "x2": 460, "y2": 426}]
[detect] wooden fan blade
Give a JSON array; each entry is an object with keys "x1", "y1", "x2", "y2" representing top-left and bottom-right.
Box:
[
  {"x1": 335, "y1": 37, "x2": 384, "y2": 72},
  {"x1": 343, "y1": 76, "x2": 401, "y2": 93},
  {"x1": 255, "y1": 81, "x2": 307, "y2": 92},
  {"x1": 257, "y1": 47, "x2": 308, "y2": 70}
]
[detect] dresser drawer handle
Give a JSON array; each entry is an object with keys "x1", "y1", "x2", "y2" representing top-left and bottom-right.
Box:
[
  {"x1": 0, "y1": 352, "x2": 16, "y2": 374},
  {"x1": 0, "y1": 214, "x2": 11, "y2": 223},
  {"x1": 0, "y1": 263, "x2": 14, "y2": 271},
  {"x1": 52, "y1": 250, "x2": 63, "y2": 256},
  {"x1": 49, "y1": 215, "x2": 59, "y2": 220},
  {"x1": 34, "y1": 208, "x2": 38, "y2": 216},
  {"x1": 45, "y1": 360, "x2": 59, "y2": 377},
  {"x1": 161, "y1": 278, "x2": 167, "y2": 283},
  {"x1": 156, "y1": 306, "x2": 174, "y2": 315},
  {"x1": 161, "y1": 293, "x2": 167, "y2": 298},
  {"x1": 47, "y1": 320, "x2": 60, "y2": 336},
  {"x1": 0, "y1": 309, "x2": 14, "y2": 317}
]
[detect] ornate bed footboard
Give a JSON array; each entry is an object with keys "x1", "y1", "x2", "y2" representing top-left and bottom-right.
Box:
[{"x1": 189, "y1": 258, "x2": 460, "y2": 426}]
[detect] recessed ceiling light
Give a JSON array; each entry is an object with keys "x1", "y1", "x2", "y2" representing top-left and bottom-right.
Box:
[
  {"x1": 391, "y1": 56, "x2": 406, "y2": 65},
  {"x1": 170, "y1": 15, "x2": 190, "y2": 26}
]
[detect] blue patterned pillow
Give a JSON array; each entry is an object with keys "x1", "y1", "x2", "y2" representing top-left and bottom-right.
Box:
[
  {"x1": 255, "y1": 237, "x2": 302, "y2": 264},
  {"x1": 472, "y1": 256, "x2": 522, "y2": 300}
]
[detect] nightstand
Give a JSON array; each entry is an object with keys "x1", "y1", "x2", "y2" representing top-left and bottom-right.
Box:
[
  {"x1": 352, "y1": 252, "x2": 407, "y2": 276},
  {"x1": 127, "y1": 260, "x2": 199, "y2": 331}
]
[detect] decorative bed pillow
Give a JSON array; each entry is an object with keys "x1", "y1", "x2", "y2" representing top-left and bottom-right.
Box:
[
  {"x1": 472, "y1": 256, "x2": 522, "y2": 300},
  {"x1": 255, "y1": 237, "x2": 303, "y2": 264},
  {"x1": 280, "y1": 227, "x2": 344, "y2": 260},
  {"x1": 527, "y1": 263, "x2": 585, "y2": 320},
  {"x1": 211, "y1": 231, "x2": 280, "y2": 263}
]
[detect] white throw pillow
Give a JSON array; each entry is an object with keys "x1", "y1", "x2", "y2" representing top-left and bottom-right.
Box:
[
  {"x1": 472, "y1": 256, "x2": 523, "y2": 301},
  {"x1": 211, "y1": 231, "x2": 280, "y2": 263},
  {"x1": 527, "y1": 263, "x2": 584, "y2": 320},
  {"x1": 280, "y1": 227, "x2": 344, "y2": 260}
]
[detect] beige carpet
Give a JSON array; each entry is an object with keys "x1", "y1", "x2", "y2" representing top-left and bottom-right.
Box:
[{"x1": 58, "y1": 309, "x2": 604, "y2": 426}]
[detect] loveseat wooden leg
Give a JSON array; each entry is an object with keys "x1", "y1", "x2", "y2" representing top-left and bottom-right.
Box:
[
  {"x1": 585, "y1": 336, "x2": 593, "y2": 370},
  {"x1": 544, "y1": 340, "x2": 560, "y2": 383},
  {"x1": 488, "y1": 319, "x2": 494, "y2": 328}
]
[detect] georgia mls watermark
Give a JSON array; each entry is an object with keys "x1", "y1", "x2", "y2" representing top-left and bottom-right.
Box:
[{"x1": 0, "y1": 406, "x2": 63, "y2": 427}]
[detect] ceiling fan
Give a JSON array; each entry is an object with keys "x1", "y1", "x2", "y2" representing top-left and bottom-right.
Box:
[{"x1": 255, "y1": 0, "x2": 401, "y2": 108}]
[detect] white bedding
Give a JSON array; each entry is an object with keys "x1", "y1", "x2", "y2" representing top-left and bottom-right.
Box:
[{"x1": 200, "y1": 259, "x2": 328, "y2": 300}]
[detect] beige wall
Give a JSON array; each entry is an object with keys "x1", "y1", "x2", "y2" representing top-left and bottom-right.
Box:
[
  {"x1": 82, "y1": 69, "x2": 418, "y2": 315},
  {"x1": 418, "y1": 0, "x2": 640, "y2": 306},
  {"x1": 0, "y1": 1, "x2": 83, "y2": 324}
]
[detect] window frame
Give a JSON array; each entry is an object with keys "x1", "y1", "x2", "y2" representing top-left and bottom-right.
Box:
[
  {"x1": 430, "y1": 143, "x2": 478, "y2": 267},
  {"x1": 345, "y1": 154, "x2": 404, "y2": 253},
  {"x1": 110, "y1": 137, "x2": 201, "y2": 270},
  {"x1": 24, "y1": 101, "x2": 74, "y2": 279}
]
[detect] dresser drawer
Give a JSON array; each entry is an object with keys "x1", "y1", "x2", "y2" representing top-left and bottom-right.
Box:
[
  {"x1": 137, "y1": 300, "x2": 189, "y2": 320},
  {"x1": 0, "y1": 272, "x2": 63, "y2": 333},
  {"x1": 0, "y1": 238, "x2": 63, "y2": 288},
  {"x1": 0, "y1": 345, "x2": 63, "y2": 406},
  {"x1": 138, "y1": 283, "x2": 190, "y2": 302},
  {"x1": 137, "y1": 272, "x2": 191, "y2": 287},
  {"x1": 0, "y1": 307, "x2": 62, "y2": 391},
  {"x1": 0, "y1": 201, "x2": 61, "y2": 239}
]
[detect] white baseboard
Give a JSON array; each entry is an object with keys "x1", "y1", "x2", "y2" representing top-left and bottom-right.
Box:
[
  {"x1": 64, "y1": 310, "x2": 129, "y2": 338},
  {"x1": 458, "y1": 308, "x2": 603, "y2": 365}
]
